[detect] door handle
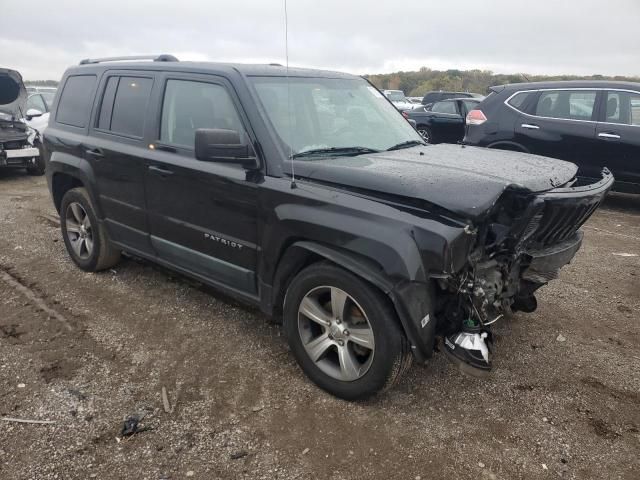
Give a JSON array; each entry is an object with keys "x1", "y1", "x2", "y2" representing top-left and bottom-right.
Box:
[
  {"x1": 521, "y1": 123, "x2": 540, "y2": 130},
  {"x1": 85, "y1": 148, "x2": 104, "y2": 158},
  {"x1": 148, "y1": 165, "x2": 174, "y2": 177},
  {"x1": 598, "y1": 132, "x2": 621, "y2": 139}
]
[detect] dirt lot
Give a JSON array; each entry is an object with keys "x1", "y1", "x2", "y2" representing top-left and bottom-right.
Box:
[{"x1": 0, "y1": 171, "x2": 638, "y2": 480}]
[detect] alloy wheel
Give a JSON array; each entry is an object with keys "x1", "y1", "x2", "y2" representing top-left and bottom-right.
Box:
[
  {"x1": 297, "y1": 286, "x2": 375, "y2": 381},
  {"x1": 65, "y1": 202, "x2": 94, "y2": 260},
  {"x1": 418, "y1": 128, "x2": 431, "y2": 143}
]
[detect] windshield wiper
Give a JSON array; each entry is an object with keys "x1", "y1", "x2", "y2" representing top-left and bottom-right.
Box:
[
  {"x1": 290, "y1": 146, "x2": 380, "y2": 159},
  {"x1": 386, "y1": 140, "x2": 425, "y2": 151}
]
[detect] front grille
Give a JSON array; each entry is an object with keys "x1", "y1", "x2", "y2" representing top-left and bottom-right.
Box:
[{"x1": 528, "y1": 197, "x2": 602, "y2": 247}]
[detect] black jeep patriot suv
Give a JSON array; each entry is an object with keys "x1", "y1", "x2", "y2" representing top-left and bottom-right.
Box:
[{"x1": 44, "y1": 55, "x2": 613, "y2": 400}]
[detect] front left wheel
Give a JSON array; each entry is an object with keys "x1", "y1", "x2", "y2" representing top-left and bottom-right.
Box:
[{"x1": 283, "y1": 262, "x2": 412, "y2": 400}]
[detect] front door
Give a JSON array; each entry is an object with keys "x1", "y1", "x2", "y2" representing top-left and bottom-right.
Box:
[
  {"x1": 595, "y1": 90, "x2": 640, "y2": 191},
  {"x1": 143, "y1": 74, "x2": 260, "y2": 297}
]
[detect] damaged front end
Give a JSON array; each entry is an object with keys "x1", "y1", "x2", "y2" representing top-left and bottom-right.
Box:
[
  {"x1": 0, "y1": 68, "x2": 41, "y2": 170},
  {"x1": 437, "y1": 169, "x2": 614, "y2": 376}
]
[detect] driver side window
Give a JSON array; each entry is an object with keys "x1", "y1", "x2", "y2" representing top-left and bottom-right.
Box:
[{"x1": 160, "y1": 80, "x2": 245, "y2": 148}]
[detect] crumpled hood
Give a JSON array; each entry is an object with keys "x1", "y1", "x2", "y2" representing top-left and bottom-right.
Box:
[
  {"x1": 293, "y1": 144, "x2": 578, "y2": 220},
  {"x1": 0, "y1": 68, "x2": 27, "y2": 118}
]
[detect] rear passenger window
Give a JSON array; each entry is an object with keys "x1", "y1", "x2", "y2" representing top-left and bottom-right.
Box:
[
  {"x1": 97, "y1": 76, "x2": 152, "y2": 137},
  {"x1": 605, "y1": 91, "x2": 640, "y2": 126},
  {"x1": 56, "y1": 75, "x2": 97, "y2": 127},
  {"x1": 431, "y1": 101, "x2": 458, "y2": 115},
  {"x1": 160, "y1": 80, "x2": 244, "y2": 148},
  {"x1": 507, "y1": 91, "x2": 532, "y2": 111},
  {"x1": 535, "y1": 90, "x2": 596, "y2": 121}
]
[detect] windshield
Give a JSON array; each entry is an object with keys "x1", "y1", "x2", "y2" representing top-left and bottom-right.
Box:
[{"x1": 251, "y1": 76, "x2": 422, "y2": 156}]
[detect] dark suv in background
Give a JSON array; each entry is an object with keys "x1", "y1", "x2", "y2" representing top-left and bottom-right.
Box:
[
  {"x1": 464, "y1": 81, "x2": 640, "y2": 193},
  {"x1": 421, "y1": 90, "x2": 475, "y2": 106},
  {"x1": 405, "y1": 97, "x2": 481, "y2": 143},
  {"x1": 44, "y1": 56, "x2": 612, "y2": 400}
]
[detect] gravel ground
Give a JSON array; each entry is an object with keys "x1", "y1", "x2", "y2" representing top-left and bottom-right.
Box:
[{"x1": 0, "y1": 171, "x2": 638, "y2": 480}]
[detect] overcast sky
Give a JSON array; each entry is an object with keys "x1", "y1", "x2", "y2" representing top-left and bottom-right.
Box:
[{"x1": 3, "y1": 0, "x2": 639, "y2": 80}]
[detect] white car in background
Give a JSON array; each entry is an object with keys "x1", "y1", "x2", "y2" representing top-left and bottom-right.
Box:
[
  {"x1": 382, "y1": 89, "x2": 414, "y2": 111},
  {"x1": 25, "y1": 90, "x2": 54, "y2": 133}
]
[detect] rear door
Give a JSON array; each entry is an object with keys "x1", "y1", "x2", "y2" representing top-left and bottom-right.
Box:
[
  {"x1": 87, "y1": 72, "x2": 156, "y2": 255},
  {"x1": 514, "y1": 89, "x2": 600, "y2": 176},
  {"x1": 429, "y1": 100, "x2": 465, "y2": 143},
  {"x1": 595, "y1": 90, "x2": 640, "y2": 190},
  {"x1": 143, "y1": 73, "x2": 260, "y2": 297}
]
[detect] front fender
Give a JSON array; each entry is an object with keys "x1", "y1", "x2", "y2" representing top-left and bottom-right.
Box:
[{"x1": 273, "y1": 241, "x2": 437, "y2": 362}]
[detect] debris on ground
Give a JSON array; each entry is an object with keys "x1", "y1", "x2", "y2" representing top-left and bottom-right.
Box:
[
  {"x1": 556, "y1": 334, "x2": 567, "y2": 342},
  {"x1": 1, "y1": 417, "x2": 56, "y2": 425},
  {"x1": 161, "y1": 386, "x2": 172, "y2": 413},
  {"x1": 230, "y1": 450, "x2": 248, "y2": 460},
  {"x1": 120, "y1": 413, "x2": 150, "y2": 437}
]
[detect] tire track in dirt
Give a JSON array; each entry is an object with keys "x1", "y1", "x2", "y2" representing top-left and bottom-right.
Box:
[{"x1": 0, "y1": 265, "x2": 73, "y2": 331}]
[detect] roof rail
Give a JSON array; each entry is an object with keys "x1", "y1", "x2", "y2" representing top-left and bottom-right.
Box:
[{"x1": 79, "y1": 54, "x2": 179, "y2": 65}]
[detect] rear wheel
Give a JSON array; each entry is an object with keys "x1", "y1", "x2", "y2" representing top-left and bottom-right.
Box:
[
  {"x1": 60, "y1": 187, "x2": 121, "y2": 272},
  {"x1": 417, "y1": 125, "x2": 432, "y2": 143},
  {"x1": 283, "y1": 262, "x2": 412, "y2": 400}
]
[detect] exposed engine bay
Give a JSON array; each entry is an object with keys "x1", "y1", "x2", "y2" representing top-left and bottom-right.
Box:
[{"x1": 435, "y1": 171, "x2": 613, "y2": 376}]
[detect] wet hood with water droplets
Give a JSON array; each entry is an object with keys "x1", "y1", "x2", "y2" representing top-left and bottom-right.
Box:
[{"x1": 293, "y1": 144, "x2": 578, "y2": 220}]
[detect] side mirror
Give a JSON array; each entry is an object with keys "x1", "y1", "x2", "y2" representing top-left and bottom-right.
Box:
[
  {"x1": 194, "y1": 128, "x2": 258, "y2": 168},
  {"x1": 26, "y1": 108, "x2": 43, "y2": 120}
]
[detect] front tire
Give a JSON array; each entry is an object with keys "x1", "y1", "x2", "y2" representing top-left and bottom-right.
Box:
[
  {"x1": 60, "y1": 187, "x2": 121, "y2": 272},
  {"x1": 283, "y1": 262, "x2": 412, "y2": 400}
]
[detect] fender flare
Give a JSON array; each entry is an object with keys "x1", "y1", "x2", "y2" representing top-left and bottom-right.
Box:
[{"x1": 49, "y1": 153, "x2": 102, "y2": 217}]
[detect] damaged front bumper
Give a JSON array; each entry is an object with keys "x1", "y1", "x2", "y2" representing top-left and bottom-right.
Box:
[{"x1": 0, "y1": 146, "x2": 40, "y2": 168}]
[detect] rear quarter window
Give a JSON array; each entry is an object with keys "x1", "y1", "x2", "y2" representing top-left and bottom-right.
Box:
[
  {"x1": 56, "y1": 75, "x2": 97, "y2": 128},
  {"x1": 506, "y1": 91, "x2": 533, "y2": 111}
]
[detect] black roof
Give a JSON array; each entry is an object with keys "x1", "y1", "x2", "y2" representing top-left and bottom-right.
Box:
[
  {"x1": 65, "y1": 60, "x2": 357, "y2": 79},
  {"x1": 494, "y1": 80, "x2": 640, "y2": 91}
]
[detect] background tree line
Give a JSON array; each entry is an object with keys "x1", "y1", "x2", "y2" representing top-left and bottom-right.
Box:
[{"x1": 366, "y1": 68, "x2": 640, "y2": 96}]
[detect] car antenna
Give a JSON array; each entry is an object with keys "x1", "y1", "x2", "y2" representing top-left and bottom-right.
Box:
[{"x1": 284, "y1": 0, "x2": 296, "y2": 189}]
